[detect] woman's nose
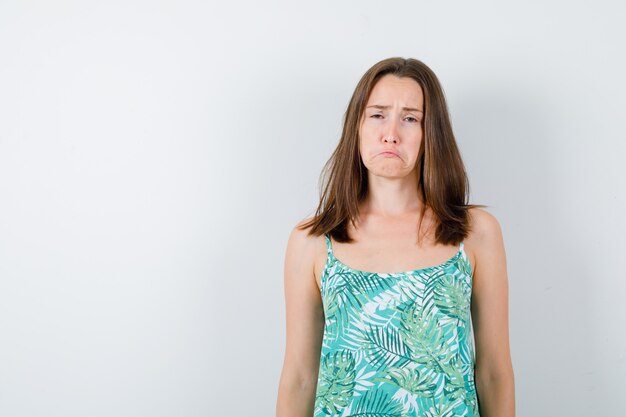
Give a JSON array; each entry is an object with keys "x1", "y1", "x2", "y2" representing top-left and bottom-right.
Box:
[{"x1": 383, "y1": 118, "x2": 399, "y2": 142}]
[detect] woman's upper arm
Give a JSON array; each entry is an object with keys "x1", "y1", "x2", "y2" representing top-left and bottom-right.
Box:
[
  {"x1": 470, "y1": 209, "x2": 515, "y2": 380},
  {"x1": 280, "y1": 223, "x2": 325, "y2": 386}
]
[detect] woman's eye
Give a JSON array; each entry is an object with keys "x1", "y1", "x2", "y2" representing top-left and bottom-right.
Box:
[
  {"x1": 370, "y1": 114, "x2": 383, "y2": 119},
  {"x1": 405, "y1": 116, "x2": 418, "y2": 122}
]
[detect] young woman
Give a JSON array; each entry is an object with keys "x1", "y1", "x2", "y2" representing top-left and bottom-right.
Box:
[{"x1": 276, "y1": 57, "x2": 515, "y2": 417}]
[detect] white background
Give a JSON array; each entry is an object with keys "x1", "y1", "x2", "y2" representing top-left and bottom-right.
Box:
[{"x1": 1, "y1": 1, "x2": 624, "y2": 416}]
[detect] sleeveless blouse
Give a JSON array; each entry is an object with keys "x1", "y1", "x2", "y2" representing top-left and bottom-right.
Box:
[{"x1": 314, "y1": 234, "x2": 481, "y2": 417}]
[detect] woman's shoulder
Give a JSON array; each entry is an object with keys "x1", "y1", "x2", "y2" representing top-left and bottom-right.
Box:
[
  {"x1": 467, "y1": 207, "x2": 503, "y2": 242},
  {"x1": 289, "y1": 216, "x2": 325, "y2": 243},
  {"x1": 465, "y1": 207, "x2": 506, "y2": 272},
  {"x1": 286, "y1": 217, "x2": 326, "y2": 261},
  {"x1": 285, "y1": 217, "x2": 327, "y2": 288}
]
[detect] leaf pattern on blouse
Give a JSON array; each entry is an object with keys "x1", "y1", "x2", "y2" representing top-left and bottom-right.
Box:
[{"x1": 314, "y1": 234, "x2": 481, "y2": 417}]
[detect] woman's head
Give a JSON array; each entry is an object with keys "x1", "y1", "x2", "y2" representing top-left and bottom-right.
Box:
[
  {"x1": 358, "y1": 73, "x2": 424, "y2": 182},
  {"x1": 302, "y1": 57, "x2": 484, "y2": 244},
  {"x1": 343, "y1": 57, "x2": 457, "y2": 188}
]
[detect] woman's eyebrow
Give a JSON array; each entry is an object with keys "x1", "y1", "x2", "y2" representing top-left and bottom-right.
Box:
[{"x1": 366, "y1": 104, "x2": 424, "y2": 113}]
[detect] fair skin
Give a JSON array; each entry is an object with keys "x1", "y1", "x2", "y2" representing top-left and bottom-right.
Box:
[{"x1": 276, "y1": 74, "x2": 515, "y2": 416}]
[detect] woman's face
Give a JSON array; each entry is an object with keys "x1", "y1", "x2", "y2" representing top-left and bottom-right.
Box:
[{"x1": 358, "y1": 74, "x2": 424, "y2": 180}]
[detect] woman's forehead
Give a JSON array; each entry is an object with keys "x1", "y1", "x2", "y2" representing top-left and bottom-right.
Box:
[{"x1": 367, "y1": 75, "x2": 424, "y2": 107}]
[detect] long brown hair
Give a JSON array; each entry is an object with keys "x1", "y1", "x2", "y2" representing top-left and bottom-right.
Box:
[{"x1": 299, "y1": 57, "x2": 487, "y2": 245}]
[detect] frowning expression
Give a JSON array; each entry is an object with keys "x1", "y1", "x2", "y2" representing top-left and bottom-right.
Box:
[{"x1": 359, "y1": 74, "x2": 424, "y2": 179}]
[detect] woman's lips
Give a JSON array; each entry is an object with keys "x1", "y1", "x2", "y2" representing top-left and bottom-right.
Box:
[{"x1": 380, "y1": 151, "x2": 399, "y2": 157}]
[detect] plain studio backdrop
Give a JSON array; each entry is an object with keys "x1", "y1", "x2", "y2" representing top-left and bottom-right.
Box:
[{"x1": 1, "y1": 1, "x2": 624, "y2": 416}]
